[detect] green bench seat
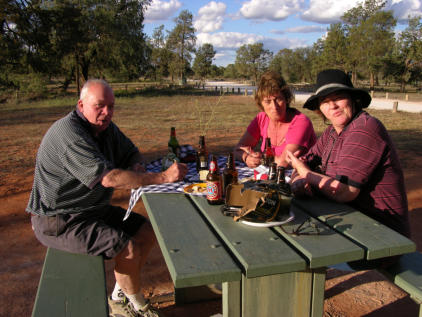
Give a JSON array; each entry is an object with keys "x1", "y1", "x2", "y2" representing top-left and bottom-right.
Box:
[
  {"x1": 32, "y1": 247, "x2": 108, "y2": 317},
  {"x1": 380, "y1": 252, "x2": 422, "y2": 316}
]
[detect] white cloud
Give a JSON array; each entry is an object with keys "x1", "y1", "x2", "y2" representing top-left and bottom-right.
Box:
[
  {"x1": 194, "y1": 1, "x2": 227, "y2": 33},
  {"x1": 197, "y1": 31, "x2": 307, "y2": 64},
  {"x1": 387, "y1": 0, "x2": 422, "y2": 22},
  {"x1": 302, "y1": 0, "x2": 422, "y2": 24},
  {"x1": 240, "y1": 0, "x2": 304, "y2": 21},
  {"x1": 301, "y1": 0, "x2": 359, "y2": 23},
  {"x1": 197, "y1": 31, "x2": 307, "y2": 50},
  {"x1": 271, "y1": 25, "x2": 327, "y2": 34},
  {"x1": 144, "y1": 0, "x2": 182, "y2": 22}
]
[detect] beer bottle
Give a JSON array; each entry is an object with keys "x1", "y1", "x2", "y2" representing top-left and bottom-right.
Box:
[
  {"x1": 268, "y1": 162, "x2": 277, "y2": 181},
  {"x1": 276, "y1": 166, "x2": 285, "y2": 184},
  {"x1": 222, "y1": 153, "x2": 238, "y2": 197},
  {"x1": 168, "y1": 127, "x2": 181, "y2": 158},
  {"x1": 262, "y1": 137, "x2": 274, "y2": 166},
  {"x1": 206, "y1": 155, "x2": 223, "y2": 205},
  {"x1": 196, "y1": 135, "x2": 208, "y2": 172}
]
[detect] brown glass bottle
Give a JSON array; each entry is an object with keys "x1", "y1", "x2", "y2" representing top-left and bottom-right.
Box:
[
  {"x1": 222, "y1": 153, "x2": 238, "y2": 198},
  {"x1": 276, "y1": 166, "x2": 285, "y2": 184},
  {"x1": 268, "y1": 162, "x2": 277, "y2": 181},
  {"x1": 168, "y1": 127, "x2": 181, "y2": 158},
  {"x1": 196, "y1": 135, "x2": 208, "y2": 172},
  {"x1": 206, "y1": 155, "x2": 223, "y2": 205},
  {"x1": 262, "y1": 137, "x2": 274, "y2": 166}
]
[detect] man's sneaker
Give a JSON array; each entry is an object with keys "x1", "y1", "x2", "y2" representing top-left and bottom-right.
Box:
[
  {"x1": 108, "y1": 296, "x2": 129, "y2": 317},
  {"x1": 112, "y1": 288, "x2": 129, "y2": 305},
  {"x1": 124, "y1": 301, "x2": 163, "y2": 317}
]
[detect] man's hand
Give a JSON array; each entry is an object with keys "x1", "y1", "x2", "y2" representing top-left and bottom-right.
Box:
[
  {"x1": 131, "y1": 162, "x2": 145, "y2": 173},
  {"x1": 162, "y1": 162, "x2": 188, "y2": 183}
]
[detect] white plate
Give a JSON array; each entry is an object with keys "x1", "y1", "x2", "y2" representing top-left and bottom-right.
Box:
[{"x1": 240, "y1": 211, "x2": 295, "y2": 228}]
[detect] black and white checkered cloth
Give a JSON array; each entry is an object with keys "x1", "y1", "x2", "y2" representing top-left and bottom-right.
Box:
[{"x1": 126, "y1": 153, "x2": 254, "y2": 215}]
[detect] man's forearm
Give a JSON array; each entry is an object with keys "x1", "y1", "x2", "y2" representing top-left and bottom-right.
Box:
[{"x1": 101, "y1": 169, "x2": 167, "y2": 189}]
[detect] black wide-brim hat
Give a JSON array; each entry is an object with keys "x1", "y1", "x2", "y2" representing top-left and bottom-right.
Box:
[{"x1": 303, "y1": 69, "x2": 371, "y2": 110}]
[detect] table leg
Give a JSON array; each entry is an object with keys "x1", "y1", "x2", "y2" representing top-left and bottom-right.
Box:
[
  {"x1": 223, "y1": 281, "x2": 241, "y2": 317},
  {"x1": 241, "y1": 269, "x2": 325, "y2": 317},
  {"x1": 311, "y1": 268, "x2": 326, "y2": 317}
]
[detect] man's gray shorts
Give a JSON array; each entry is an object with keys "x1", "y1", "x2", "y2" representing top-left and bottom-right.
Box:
[{"x1": 31, "y1": 206, "x2": 146, "y2": 259}]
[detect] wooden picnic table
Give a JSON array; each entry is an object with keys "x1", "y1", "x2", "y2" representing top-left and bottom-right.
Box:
[{"x1": 140, "y1": 192, "x2": 416, "y2": 317}]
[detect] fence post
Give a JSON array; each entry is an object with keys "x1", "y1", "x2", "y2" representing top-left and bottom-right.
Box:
[{"x1": 393, "y1": 101, "x2": 398, "y2": 113}]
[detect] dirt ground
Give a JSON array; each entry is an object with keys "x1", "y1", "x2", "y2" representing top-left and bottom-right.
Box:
[{"x1": 0, "y1": 149, "x2": 421, "y2": 317}]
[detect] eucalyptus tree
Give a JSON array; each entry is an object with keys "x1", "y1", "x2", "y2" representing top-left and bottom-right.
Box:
[
  {"x1": 383, "y1": 17, "x2": 422, "y2": 92},
  {"x1": 342, "y1": 0, "x2": 396, "y2": 88},
  {"x1": 150, "y1": 24, "x2": 172, "y2": 81},
  {"x1": 235, "y1": 42, "x2": 272, "y2": 83},
  {"x1": 167, "y1": 10, "x2": 196, "y2": 83},
  {"x1": 2, "y1": 0, "x2": 152, "y2": 93},
  {"x1": 192, "y1": 43, "x2": 216, "y2": 80},
  {"x1": 269, "y1": 47, "x2": 313, "y2": 83},
  {"x1": 318, "y1": 23, "x2": 348, "y2": 71},
  {"x1": 0, "y1": 0, "x2": 26, "y2": 89},
  {"x1": 223, "y1": 63, "x2": 238, "y2": 79}
]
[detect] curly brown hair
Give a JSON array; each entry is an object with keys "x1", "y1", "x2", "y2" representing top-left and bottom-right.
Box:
[{"x1": 254, "y1": 71, "x2": 293, "y2": 111}]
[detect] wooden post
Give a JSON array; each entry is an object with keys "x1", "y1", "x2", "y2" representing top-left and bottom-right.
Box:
[
  {"x1": 386, "y1": 92, "x2": 389, "y2": 99},
  {"x1": 393, "y1": 101, "x2": 398, "y2": 113},
  {"x1": 405, "y1": 94, "x2": 409, "y2": 101}
]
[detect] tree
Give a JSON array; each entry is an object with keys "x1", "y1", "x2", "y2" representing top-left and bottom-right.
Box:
[
  {"x1": 235, "y1": 43, "x2": 272, "y2": 83},
  {"x1": 342, "y1": 0, "x2": 396, "y2": 88},
  {"x1": 167, "y1": 10, "x2": 196, "y2": 83},
  {"x1": 317, "y1": 23, "x2": 348, "y2": 71},
  {"x1": 150, "y1": 25, "x2": 171, "y2": 81},
  {"x1": 383, "y1": 17, "x2": 422, "y2": 92},
  {"x1": 2, "y1": 0, "x2": 152, "y2": 93},
  {"x1": 224, "y1": 64, "x2": 238, "y2": 79},
  {"x1": 269, "y1": 47, "x2": 313, "y2": 83},
  {"x1": 192, "y1": 43, "x2": 216, "y2": 80}
]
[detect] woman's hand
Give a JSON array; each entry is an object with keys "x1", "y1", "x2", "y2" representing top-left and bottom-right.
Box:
[
  {"x1": 290, "y1": 175, "x2": 314, "y2": 198},
  {"x1": 286, "y1": 150, "x2": 310, "y2": 178},
  {"x1": 240, "y1": 146, "x2": 262, "y2": 168}
]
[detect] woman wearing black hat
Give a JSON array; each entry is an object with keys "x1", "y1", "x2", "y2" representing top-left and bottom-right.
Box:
[{"x1": 287, "y1": 69, "x2": 410, "y2": 243}]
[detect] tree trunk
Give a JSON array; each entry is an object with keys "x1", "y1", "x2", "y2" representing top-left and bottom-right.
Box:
[
  {"x1": 352, "y1": 71, "x2": 357, "y2": 86},
  {"x1": 400, "y1": 80, "x2": 406, "y2": 93},
  {"x1": 75, "y1": 52, "x2": 80, "y2": 96},
  {"x1": 369, "y1": 72, "x2": 375, "y2": 91}
]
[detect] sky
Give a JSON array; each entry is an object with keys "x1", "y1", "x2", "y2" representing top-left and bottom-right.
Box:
[{"x1": 143, "y1": 0, "x2": 422, "y2": 66}]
